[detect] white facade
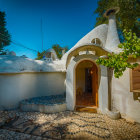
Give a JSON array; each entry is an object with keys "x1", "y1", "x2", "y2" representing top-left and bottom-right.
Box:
[
  {"x1": 112, "y1": 69, "x2": 140, "y2": 123},
  {"x1": 0, "y1": 8, "x2": 139, "y2": 123},
  {"x1": 66, "y1": 55, "x2": 108, "y2": 113}
]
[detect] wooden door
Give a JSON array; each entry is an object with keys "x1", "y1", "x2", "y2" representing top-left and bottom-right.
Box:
[{"x1": 91, "y1": 67, "x2": 98, "y2": 106}]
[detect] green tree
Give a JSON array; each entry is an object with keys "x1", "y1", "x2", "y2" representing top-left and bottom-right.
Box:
[
  {"x1": 96, "y1": 30, "x2": 140, "y2": 78},
  {"x1": 94, "y1": 0, "x2": 140, "y2": 39},
  {"x1": 36, "y1": 50, "x2": 46, "y2": 60},
  {"x1": 36, "y1": 44, "x2": 68, "y2": 60},
  {"x1": 52, "y1": 44, "x2": 68, "y2": 59},
  {"x1": 0, "y1": 11, "x2": 11, "y2": 53}
]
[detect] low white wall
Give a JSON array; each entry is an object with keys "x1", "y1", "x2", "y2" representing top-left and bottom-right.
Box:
[
  {"x1": 0, "y1": 72, "x2": 66, "y2": 109},
  {"x1": 112, "y1": 69, "x2": 140, "y2": 123}
]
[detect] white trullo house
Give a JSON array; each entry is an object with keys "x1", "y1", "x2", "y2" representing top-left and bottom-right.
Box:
[{"x1": 0, "y1": 8, "x2": 140, "y2": 123}]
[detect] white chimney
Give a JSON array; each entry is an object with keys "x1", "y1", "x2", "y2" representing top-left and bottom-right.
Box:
[{"x1": 104, "y1": 7, "x2": 120, "y2": 52}]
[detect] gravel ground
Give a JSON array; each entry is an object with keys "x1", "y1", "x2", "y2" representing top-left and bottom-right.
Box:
[{"x1": 0, "y1": 110, "x2": 140, "y2": 140}]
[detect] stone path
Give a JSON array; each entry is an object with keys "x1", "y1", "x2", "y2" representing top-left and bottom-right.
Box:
[{"x1": 0, "y1": 110, "x2": 140, "y2": 140}]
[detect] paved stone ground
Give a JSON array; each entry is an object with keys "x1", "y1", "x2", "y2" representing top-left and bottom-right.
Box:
[{"x1": 0, "y1": 110, "x2": 140, "y2": 140}]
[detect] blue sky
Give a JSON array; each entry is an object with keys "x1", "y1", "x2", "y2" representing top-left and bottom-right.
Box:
[{"x1": 0, "y1": 0, "x2": 98, "y2": 59}]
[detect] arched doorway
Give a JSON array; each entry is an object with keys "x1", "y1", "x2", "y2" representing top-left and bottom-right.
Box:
[{"x1": 75, "y1": 60, "x2": 98, "y2": 109}]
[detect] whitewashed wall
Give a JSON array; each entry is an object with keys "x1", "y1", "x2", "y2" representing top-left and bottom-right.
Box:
[
  {"x1": 112, "y1": 69, "x2": 140, "y2": 123},
  {"x1": 0, "y1": 72, "x2": 66, "y2": 109},
  {"x1": 66, "y1": 54, "x2": 108, "y2": 112}
]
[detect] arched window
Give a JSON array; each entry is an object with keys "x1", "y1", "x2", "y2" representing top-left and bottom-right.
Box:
[{"x1": 91, "y1": 38, "x2": 102, "y2": 47}]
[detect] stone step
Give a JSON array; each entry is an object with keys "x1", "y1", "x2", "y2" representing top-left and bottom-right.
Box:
[{"x1": 75, "y1": 106, "x2": 97, "y2": 113}]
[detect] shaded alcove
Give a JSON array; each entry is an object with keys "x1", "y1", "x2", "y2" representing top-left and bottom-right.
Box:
[{"x1": 75, "y1": 60, "x2": 98, "y2": 107}]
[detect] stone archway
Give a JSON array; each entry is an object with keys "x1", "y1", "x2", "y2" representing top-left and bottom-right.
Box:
[
  {"x1": 75, "y1": 60, "x2": 98, "y2": 109},
  {"x1": 66, "y1": 54, "x2": 108, "y2": 113}
]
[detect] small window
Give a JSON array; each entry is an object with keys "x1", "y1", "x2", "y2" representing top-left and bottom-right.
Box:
[
  {"x1": 130, "y1": 65, "x2": 140, "y2": 92},
  {"x1": 91, "y1": 38, "x2": 102, "y2": 46}
]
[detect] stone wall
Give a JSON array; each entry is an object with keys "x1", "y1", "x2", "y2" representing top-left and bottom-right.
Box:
[{"x1": 0, "y1": 72, "x2": 66, "y2": 110}]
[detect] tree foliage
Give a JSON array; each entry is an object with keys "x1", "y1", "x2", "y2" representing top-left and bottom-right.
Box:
[
  {"x1": 52, "y1": 44, "x2": 68, "y2": 59},
  {"x1": 36, "y1": 50, "x2": 46, "y2": 60},
  {"x1": 96, "y1": 30, "x2": 140, "y2": 78},
  {"x1": 36, "y1": 44, "x2": 68, "y2": 60},
  {"x1": 94, "y1": 0, "x2": 140, "y2": 40},
  {"x1": 0, "y1": 11, "x2": 11, "y2": 53}
]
